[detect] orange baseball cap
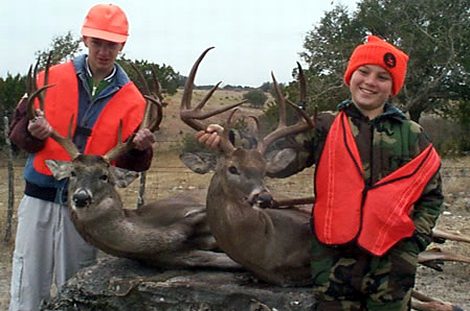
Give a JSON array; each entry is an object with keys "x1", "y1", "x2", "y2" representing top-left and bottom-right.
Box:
[
  {"x1": 343, "y1": 35, "x2": 409, "y2": 96},
  {"x1": 81, "y1": 4, "x2": 129, "y2": 43}
]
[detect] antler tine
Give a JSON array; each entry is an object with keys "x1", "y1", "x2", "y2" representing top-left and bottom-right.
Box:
[
  {"x1": 103, "y1": 120, "x2": 135, "y2": 162},
  {"x1": 257, "y1": 69, "x2": 314, "y2": 155},
  {"x1": 26, "y1": 85, "x2": 54, "y2": 120},
  {"x1": 130, "y1": 62, "x2": 151, "y2": 95},
  {"x1": 180, "y1": 47, "x2": 246, "y2": 130},
  {"x1": 150, "y1": 64, "x2": 166, "y2": 105},
  {"x1": 26, "y1": 64, "x2": 34, "y2": 95},
  {"x1": 40, "y1": 51, "x2": 52, "y2": 111},
  {"x1": 129, "y1": 62, "x2": 164, "y2": 132},
  {"x1": 49, "y1": 115, "x2": 80, "y2": 159},
  {"x1": 143, "y1": 95, "x2": 163, "y2": 131},
  {"x1": 246, "y1": 115, "x2": 261, "y2": 144},
  {"x1": 27, "y1": 53, "x2": 54, "y2": 119},
  {"x1": 296, "y1": 62, "x2": 306, "y2": 109}
]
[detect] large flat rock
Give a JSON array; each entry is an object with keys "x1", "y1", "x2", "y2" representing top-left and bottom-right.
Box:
[{"x1": 41, "y1": 256, "x2": 315, "y2": 311}]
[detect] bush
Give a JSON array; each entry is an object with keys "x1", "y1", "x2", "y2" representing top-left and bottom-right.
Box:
[{"x1": 243, "y1": 89, "x2": 268, "y2": 108}]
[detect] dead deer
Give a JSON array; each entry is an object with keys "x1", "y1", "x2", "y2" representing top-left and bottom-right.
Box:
[
  {"x1": 180, "y1": 48, "x2": 470, "y2": 309},
  {"x1": 180, "y1": 47, "x2": 315, "y2": 286},
  {"x1": 26, "y1": 59, "x2": 239, "y2": 270}
]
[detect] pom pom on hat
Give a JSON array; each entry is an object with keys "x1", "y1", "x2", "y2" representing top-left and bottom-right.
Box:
[{"x1": 343, "y1": 35, "x2": 409, "y2": 96}]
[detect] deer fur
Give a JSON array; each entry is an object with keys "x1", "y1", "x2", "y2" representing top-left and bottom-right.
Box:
[{"x1": 46, "y1": 155, "x2": 239, "y2": 269}]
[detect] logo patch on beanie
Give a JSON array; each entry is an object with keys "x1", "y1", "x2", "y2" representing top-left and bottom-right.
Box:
[{"x1": 383, "y1": 53, "x2": 396, "y2": 68}]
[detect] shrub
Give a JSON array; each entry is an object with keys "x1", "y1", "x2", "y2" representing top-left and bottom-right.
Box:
[{"x1": 243, "y1": 89, "x2": 268, "y2": 108}]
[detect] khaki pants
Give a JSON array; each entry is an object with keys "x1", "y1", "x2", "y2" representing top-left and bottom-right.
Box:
[{"x1": 9, "y1": 195, "x2": 96, "y2": 311}]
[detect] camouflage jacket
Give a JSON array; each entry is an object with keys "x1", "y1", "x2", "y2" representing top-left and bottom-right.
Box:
[{"x1": 268, "y1": 99, "x2": 444, "y2": 252}]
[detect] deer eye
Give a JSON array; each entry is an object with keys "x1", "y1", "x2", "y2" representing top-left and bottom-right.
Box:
[
  {"x1": 228, "y1": 166, "x2": 239, "y2": 175},
  {"x1": 70, "y1": 171, "x2": 76, "y2": 178},
  {"x1": 99, "y1": 174, "x2": 109, "y2": 182}
]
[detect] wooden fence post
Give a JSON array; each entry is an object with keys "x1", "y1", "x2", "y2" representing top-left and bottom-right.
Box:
[{"x1": 3, "y1": 116, "x2": 15, "y2": 244}]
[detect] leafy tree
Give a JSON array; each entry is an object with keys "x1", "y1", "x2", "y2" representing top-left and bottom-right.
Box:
[
  {"x1": 242, "y1": 89, "x2": 268, "y2": 108},
  {"x1": 35, "y1": 31, "x2": 82, "y2": 67},
  {"x1": 0, "y1": 73, "x2": 26, "y2": 147},
  {"x1": 259, "y1": 82, "x2": 272, "y2": 93},
  {"x1": 298, "y1": 0, "x2": 470, "y2": 122},
  {"x1": 118, "y1": 58, "x2": 180, "y2": 96},
  {"x1": 0, "y1": 74, "x2": 26, "y2": 118}
]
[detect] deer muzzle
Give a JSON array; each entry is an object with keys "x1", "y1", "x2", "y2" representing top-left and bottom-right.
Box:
[
  {"x1": 72, "y1": 188, "x2": 93, "y2": 208},
  {"x1": 248, "y1": 189, "x2": 273, "y2": 209}
]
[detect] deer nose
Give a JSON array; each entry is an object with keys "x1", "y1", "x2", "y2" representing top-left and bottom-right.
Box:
[
  {"x1": 72, "y1": 189, "x2": 92, "y2": 208},
  {"x1": 249, "y1": 190, "x2": 273, "y2": 209}
]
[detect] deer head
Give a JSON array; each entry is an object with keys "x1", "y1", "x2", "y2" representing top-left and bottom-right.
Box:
[{"x1": 27, "y1": 61, "x2": 164, "y2": 212}]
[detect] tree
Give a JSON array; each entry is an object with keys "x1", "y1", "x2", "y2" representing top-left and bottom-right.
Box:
[
  {"x1": 242, "y1": 89, "x2": 268, "y2": 108},
  {"x1": 118, "y1": 58, "x2": 180, "y2": 96},
  {"x1": 0, "y1": 74, "x2": 26, "y2": 118},
  {"x1": 298, "y1": 0, "x2": 470, "y2": 122},
  {"x1": 35, "y1": 31, "x2": 82, "y2": 67}
]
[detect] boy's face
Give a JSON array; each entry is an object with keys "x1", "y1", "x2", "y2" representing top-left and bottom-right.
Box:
[
  {"x1": 83, "y1": 36, "x2": 124, "y2": 75},
  {"x1": 349, "y1": 64, "x2": 393, "y2": 119}
]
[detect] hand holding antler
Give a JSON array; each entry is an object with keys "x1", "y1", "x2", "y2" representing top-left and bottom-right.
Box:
[
  {"x1": 132, "y1": 128, "x2": 156, "y2": 151},
  {"x1": 27, "y1": 109, "x2": 52, "y2": 140},
  {"x1": 195, "y1": 124, "x2": 225, "y2": 149}
]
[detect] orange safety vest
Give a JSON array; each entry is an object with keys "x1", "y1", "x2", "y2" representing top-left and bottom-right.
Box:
[
  {"x1": 313, "y1": 111, "x2": 441, "y2": 256},
  {"x1": 32, "y1": 61, "x2": 146, "y2": 176}
]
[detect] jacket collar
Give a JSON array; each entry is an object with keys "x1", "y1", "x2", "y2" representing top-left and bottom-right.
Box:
[
  {"x1": 337, "y1": 99, "x2": 406, "y2": 123},
  {"x1": 72, "y1": 54, "x2": 130, "y2": 89}
]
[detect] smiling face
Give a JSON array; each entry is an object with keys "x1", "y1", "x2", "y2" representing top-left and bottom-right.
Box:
[
  {"x1": 83, "y1": 36, "x2": 124, "y2": 77},
  {"x1": 349, "y1": 64, "x2": 393, "y2": 119}
]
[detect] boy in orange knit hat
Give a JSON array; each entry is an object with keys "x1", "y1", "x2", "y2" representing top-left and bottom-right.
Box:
[{"x1": 197, "y1": 35, "x2": 443, "y2": 310}]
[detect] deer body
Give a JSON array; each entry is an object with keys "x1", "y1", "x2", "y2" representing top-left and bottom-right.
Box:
[
  {"x1": 206, "y1": 150, "x2": 312, "y2": 285},
  {"x1": 27, "y1": 61, "x2": 238, "y2": 270},
  {"x1": 47, "y1": 155, "x2": 238, "y2": 269}
]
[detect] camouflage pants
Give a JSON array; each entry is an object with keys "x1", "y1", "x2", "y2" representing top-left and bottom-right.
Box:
[{"x1": 311, "y1": 235, "x2": 420, "y2": 311}]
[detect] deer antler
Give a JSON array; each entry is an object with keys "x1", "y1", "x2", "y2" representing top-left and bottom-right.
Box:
[
  {"x1": 180, "y1": 47, "x2": 247, "y2": 153},
  {"x1": 257, "y1": 63, "x2": 314, "y2": 155},
  {"x1": 26, "y1": 53, "x2": 80, "y2": 159},
  {"x1": 103, "y1": 63, "x2": 163, "y2": 162},
  {"x1": 129, "y1": 62, "x2": 164, "y2": 131}
]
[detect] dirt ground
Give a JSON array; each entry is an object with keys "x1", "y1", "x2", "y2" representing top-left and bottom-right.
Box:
[{"x1": 0, "y1": 89, "x2": 469, "y2": 309}]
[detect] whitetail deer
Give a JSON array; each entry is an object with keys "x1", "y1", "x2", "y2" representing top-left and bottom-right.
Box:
[
  {"x1": 26, "y1": 59, "x2": 239, "y2": 270},
  {"x1": 180, "y1": 48, "x2": 470, "y2": 309}
]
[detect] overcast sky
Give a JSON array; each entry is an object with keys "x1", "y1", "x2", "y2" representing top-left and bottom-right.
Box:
[{"x1": 1, "y1": 0, "x2": 358, "y2": 87}]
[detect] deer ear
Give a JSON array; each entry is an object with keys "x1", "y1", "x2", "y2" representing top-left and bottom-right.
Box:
[
  {"x1": 180, "y1": 152, "x2": 217, "y2": 174},
  {"x1": 265, "y1": 148, "x2": 297, "y2": 178},
  {"x1": 45, "y1": 160, "x2": 73, "y2": 180},
  {"x1": 110, "y1": 167, "x2": 140, "y2": 188}
]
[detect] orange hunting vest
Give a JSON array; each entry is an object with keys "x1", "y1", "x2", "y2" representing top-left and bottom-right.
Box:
[
  {"x1": 32, "y1": 61, "x2": 146, "y2": 175},
  {"x1": 313, "y1": 111, "x2": 441, "y2": 256}
]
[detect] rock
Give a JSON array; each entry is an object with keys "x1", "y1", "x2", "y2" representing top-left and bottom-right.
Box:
[{"x1": 41, "y1": 256, "x2": 315, "y2": 311}]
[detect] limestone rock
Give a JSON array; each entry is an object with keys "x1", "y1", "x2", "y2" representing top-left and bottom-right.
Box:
[{"x1": 41, "y1": 256, "x2": 315, "y2": 311}]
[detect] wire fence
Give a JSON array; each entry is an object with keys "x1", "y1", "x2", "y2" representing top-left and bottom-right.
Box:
[{"x1": 2, "y1": 111, "x2": 470, "y2": 244}]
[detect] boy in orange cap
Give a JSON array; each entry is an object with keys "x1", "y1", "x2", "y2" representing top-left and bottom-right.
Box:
[
  {"x1": 8, "y1": 4, "x2": 156, "y2": 310},
  {"x1": 197, "y1": 35, "x2": 443, "y2": 310}
]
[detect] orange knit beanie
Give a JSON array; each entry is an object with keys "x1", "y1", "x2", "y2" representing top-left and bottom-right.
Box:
[{"x1": 343, "y1": 35, "x2": 409, "y2": 96}]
